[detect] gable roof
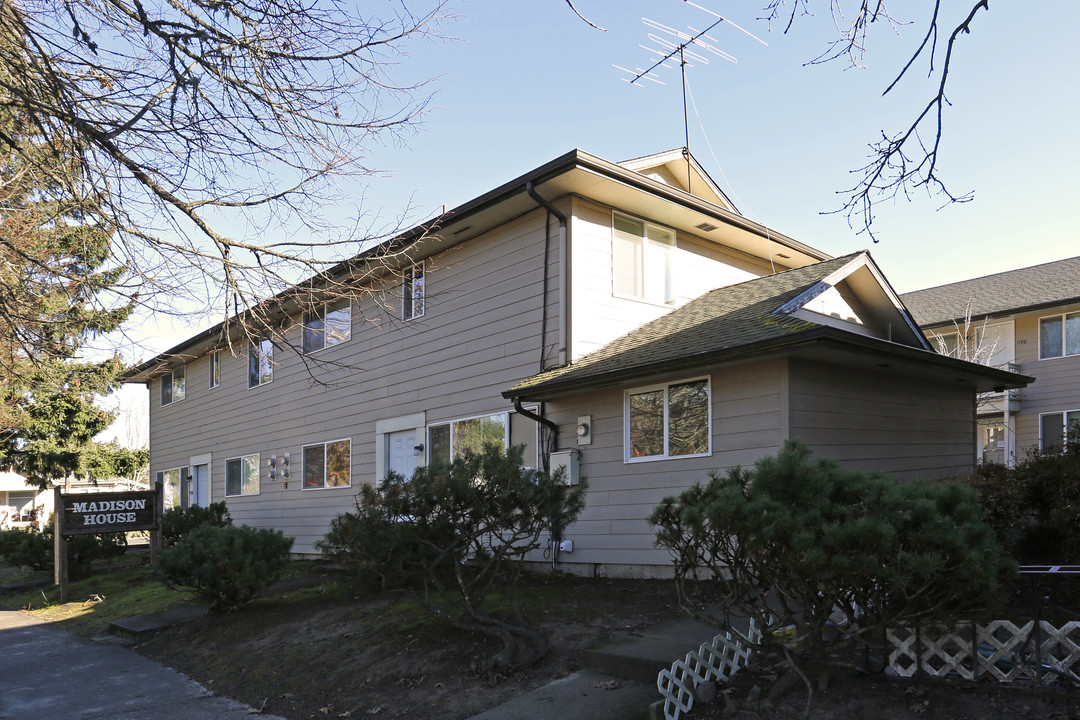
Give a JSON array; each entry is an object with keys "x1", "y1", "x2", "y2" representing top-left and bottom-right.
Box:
[
  {"x1": 902, "y1": 256, "x2": 1080, "y2": 327},
  {"x1": 618, "y1": 149, "x2": 738, "y2": 213},
  {"x1": 505, "y1": 252, "x2": 1028, "y2": 400}
]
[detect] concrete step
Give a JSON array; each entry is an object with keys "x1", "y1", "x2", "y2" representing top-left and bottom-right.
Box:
[{"x1": 109, "y1": 604, "x2": 207, "y2": 640}]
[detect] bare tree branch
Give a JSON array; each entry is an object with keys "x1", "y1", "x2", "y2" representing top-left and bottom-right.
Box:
[{"x1": 761, "y1": 1, "x2": 990, "y2": 239}]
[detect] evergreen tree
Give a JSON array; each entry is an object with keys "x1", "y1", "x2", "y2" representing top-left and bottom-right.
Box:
[{"x1": 0, "y1": 26, "x2": 134, "y2": 488}]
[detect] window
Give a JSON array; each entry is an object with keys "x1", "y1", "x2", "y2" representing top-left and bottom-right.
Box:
[
  {"x1": 625, "y1": 378, "x2": 710, "y2": 461},
  {"x1": 303, "y1": 438, "x2": 351, "y2": 489},
  {"x1": 209, "y1": 350, "x2": 220, "y2": 389},
  {"x1": 1041, "y1": 410, "x2": 1080, "y2": 452},
  {"x1": 248, "y1": 339, "x2": 273, "y2": 388},
  {"x1": 612, "y1": 212, "x2": 675, "y2": 305},
  {"x1": 157, "y1": 467, "x2": 188, "y2": 510},
  {"x1": 160, "y1": 366, "x2": 186, "y2": 405},
  {"x1": 1040, "y1": 312, "x2": 1080, "y2": 359},
  {"x1": 403, "y1": 261, "x2": 425, "y2": 320},
  {"x1": 225, "y1": 454, "x2": 260, "y2": 496},
  {"x1": 932, "y1": 332, "x2": 960, "y2": 357},
  {"x1": 428, "y1": 412, "x2": 507, "y2": 466},
  {"x1": 303, "y1": 298, "x2": 351, "y2": 353}
]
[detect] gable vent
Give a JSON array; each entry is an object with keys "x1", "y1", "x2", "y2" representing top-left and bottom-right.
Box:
[{"x1": 695, "y1": 221, "x2": 719, "y2": 232}]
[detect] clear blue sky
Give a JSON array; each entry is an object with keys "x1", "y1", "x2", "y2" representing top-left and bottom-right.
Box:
[
  {"x1": 102, "y1": 1, "x2": 1080, "y2": 442},
  {"x1": 359, "y1": 0, "x2": 1079, "y2": 294}
]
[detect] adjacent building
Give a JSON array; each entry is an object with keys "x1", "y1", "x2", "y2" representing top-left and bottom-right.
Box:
[
  {"x1": 903, "y1": 256, "x2": 1080, "y2": 466},
  {"x1": 124, "y1": 148, "x2": 1026, "y2": 576}
]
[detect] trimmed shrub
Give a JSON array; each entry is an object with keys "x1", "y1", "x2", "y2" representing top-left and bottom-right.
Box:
[
  {"x1": 157, "y1": 524, "x2": 294, "y2": 613},
  {"x1": 162, "y1": 501, "x2": 232, "y2": 546},
  {"x1": 0, "y1": 528, "x2": 51, "y2": 570},
  {"x1": 0, "y1": 527, "x2": 126, "y2": 573},
  {"x1": 959, "y1": 425, "x2": 1080, "y2": 564}
]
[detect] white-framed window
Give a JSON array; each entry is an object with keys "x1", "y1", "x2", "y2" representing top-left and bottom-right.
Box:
[
  {"x1": 156, "y1": 466, "x2": 188, "y2": 510},
  {"x1": 303, "y1": 298, "x2": 352, "y2": 353},
  {"x1": 160, "y1": 366, "x2": 186, "y2": 406},
  {"x1": 1039, "y1": 311, "x2": 1080, "y2": 360},
  {"x1": 428, "y1": 412, "x2": 508, "y2": 467},
  {"x1": 612, "y1": 211, "x2": 676, "y2": 306},
  {"x1": 1040, "y1": 410, "x2": 1080, "y2": 452},
  {"x1": 403, "y1": 261, "x2": 425, "y2": 320},
  {"x1": 225, "y1": 453, "x2": 260, "y2": 496},
  {"x1": 248, "y1": 339, "x2": 273, "y2": 388},
  {"x1": 302, "y1": 438, "x2": 351, "y2": 489},
  {"x1": 625, "y1": 377, "x2": 711, "y2": 462},
  {"x1": 209, "y1": 350, "x2": 220, "y2": 389},
  {"x1": 932, "y1": 332, "x2": 960, "y2": 357}
]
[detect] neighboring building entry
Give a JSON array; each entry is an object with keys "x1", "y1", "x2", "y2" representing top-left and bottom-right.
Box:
[{"x1": 387, "y1": 430, "x2": 418, "y2": 479}]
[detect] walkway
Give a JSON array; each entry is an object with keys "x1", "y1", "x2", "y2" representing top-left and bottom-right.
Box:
[{"x1": 0, "y1": 609, "x2": 284, "y2": 720}]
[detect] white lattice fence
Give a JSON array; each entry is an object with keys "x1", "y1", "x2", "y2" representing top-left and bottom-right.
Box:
[
  {"x1": 656, "y1": 620, "x2": 761, "y2": 720},
  {"x1": 887, "y1": 620, "x2": 1080, "y2": 685}
]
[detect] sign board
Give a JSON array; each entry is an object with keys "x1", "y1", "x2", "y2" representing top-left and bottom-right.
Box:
[{"x1": 59, "y1": 490, "x2": 158, "y2": 535}]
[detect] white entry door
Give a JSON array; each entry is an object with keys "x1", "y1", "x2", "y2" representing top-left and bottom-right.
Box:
[
  {"x1": 191, "y1": 463, "x2": 210, "y2": 507},
  {"x1": 387, "y1": 429, "x2": 418, "y2": 479}
]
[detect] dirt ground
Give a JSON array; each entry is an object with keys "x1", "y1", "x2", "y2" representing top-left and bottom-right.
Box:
[{"x1": 131, "y1": 573, "x2": 1080, "y2": 720}]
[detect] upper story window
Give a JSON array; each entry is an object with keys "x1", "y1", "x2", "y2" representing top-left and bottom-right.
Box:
[
  {"x1": 209, "y1": 350, "x2": 220, "y2": 389},
  {"x1": 248, "y1": 339, "x2": 274, "y2": 388},
  {"x1": 403, "y1": 261, "x2": 425, "y2": 320},
  {"x1": 625, "y1": 378, "x2": 710, "y2": 462},
  {"x1": 612, "y1": 212, "x2": 675, "y2": 306},
  {"x1": 1039, "y1": 311, "x2": 1080, "y2": 359},
  {"x1": 303, "y1": 298, "x2": 352, "y2": 353},
  {"x1": 225, "y1": 453, "x2": 260, "y2": 497},
  {"x1": 303, "y1": 438, "x2": 352, "y2": 489},
  {"x1": 160, "y1": 365, "x2": 185, "y2": 405}
]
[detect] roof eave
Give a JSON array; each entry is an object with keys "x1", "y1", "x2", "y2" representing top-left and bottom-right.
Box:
[{"x1": 504, "y1": 327, "x2": 1032, "y2": 401}]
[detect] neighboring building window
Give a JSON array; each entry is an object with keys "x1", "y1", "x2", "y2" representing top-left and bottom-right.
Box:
[
  {"x1": 612, "y1": 212, "x2": 675, "y2": 305},
  {"x1": 160, "y1": 366, "x2": 185, "y2": 405},
  {"x1": 302, "y1": 438, "x2": 352, "y2": 489},
  {"x1": 403, "y1": 261, "x2": 425, "y2": 320},
  {"x1": 428, "y1": 412, "x2": 507, "y2": 466},
  {"x1": 1039, "y1": 312, "x2": 1080, "y2": 359},
  {"x1": 209, "y1": 350, "x2": 220, "y2": 389},
  {"x1": 1041, "y1": 410, "x2": 1080, "y2": 452},
  {"x1": 303, "y1": 298, "x2": 352, "y2": 353},
  {"x1": 225, "y1": 454, "x2": 260, "y2": 496},
  {"x1": 932, "y1": 332, "x2": 959, "y2": 357},
  {"x1": 248, "y1": 339, "x2": 274, "y2": 388},
  {"x1": 625, "y1": 378, "x2": 710, "y2": 461}
]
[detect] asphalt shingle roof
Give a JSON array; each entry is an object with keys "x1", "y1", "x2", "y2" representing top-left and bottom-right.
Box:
[
  {"x1": 901, "y1": 256, "x2": 1080, "y2": 327},
  {"x1": 507, "y1": 253, "x2": 864, "y2": 396}
]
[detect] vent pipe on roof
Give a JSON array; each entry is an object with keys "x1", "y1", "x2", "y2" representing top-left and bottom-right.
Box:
[{"x1": 526, "y1": 181, "x2": 568, "y2": 367}]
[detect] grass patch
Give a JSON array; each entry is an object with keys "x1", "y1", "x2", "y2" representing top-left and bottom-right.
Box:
[{"x1": 4, "y1": 561, "x2": 196, "y2": 635}]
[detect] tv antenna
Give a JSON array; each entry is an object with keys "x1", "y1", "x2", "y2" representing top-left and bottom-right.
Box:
[{"x1": 614, "y1": 2, "x2": 766, "y2": 192}]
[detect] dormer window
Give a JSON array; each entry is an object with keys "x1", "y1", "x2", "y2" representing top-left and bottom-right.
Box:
[
  {"x1": 612, "y1": 212, "x2": 675, "y2": 306},
  {"x1": 160, "y1": 366, "x2": 185, "y2": 405}
]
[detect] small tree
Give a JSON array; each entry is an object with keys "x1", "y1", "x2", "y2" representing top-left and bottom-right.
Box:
[
  {"x1": 650, "y1": 440, "x2": 1014, "y2": 705},
  {"x1": 317, "y1": 444, "x2": 587, "y2": 672}
]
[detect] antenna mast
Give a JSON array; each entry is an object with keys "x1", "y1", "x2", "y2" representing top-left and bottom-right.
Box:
[{"x1": 614, "y1": 4, "x2": 766, "y2": 192}]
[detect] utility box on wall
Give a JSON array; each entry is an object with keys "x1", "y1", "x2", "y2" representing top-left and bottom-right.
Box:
[{"x1": 550, "y1": 450, "x2": 580, "y2": 485}]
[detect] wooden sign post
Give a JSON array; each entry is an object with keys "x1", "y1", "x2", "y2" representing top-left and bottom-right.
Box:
[{"x1": 53, "y1": 486, "x2": 162, "y2": 603}]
